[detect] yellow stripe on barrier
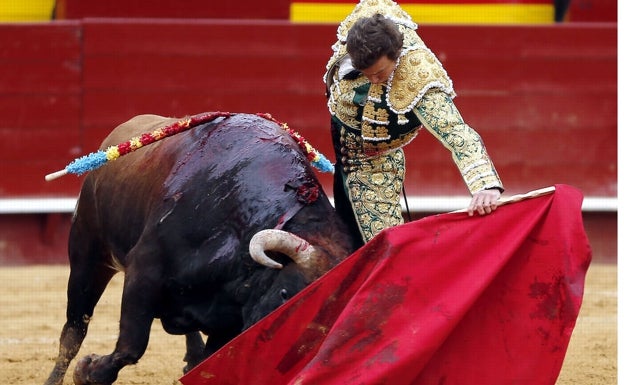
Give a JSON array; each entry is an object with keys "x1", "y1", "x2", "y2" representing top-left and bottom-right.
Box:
[
  {"x1": 0, "y1": 0, "x2": 55, "y2": 22},
  {"x1": 291, "y1": 3, "x2": 554, "y2": 24}
]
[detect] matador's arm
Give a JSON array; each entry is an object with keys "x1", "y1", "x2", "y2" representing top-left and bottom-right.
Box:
[{"x1": 414, "y1": 89, "x2": 503, "y2": 194}]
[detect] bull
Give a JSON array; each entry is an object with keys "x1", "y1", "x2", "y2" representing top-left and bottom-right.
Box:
[{"x1": 43, "y1": 113, "x2": 358, "y2": 385}]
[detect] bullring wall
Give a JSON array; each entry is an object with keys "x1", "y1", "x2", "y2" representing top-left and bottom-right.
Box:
[
  {"x1": 0, "y1": 21, "x2": 616, "y2": 197},
  {"x1": 0, "y1": 20, "x2": 617, "y2": 263}
]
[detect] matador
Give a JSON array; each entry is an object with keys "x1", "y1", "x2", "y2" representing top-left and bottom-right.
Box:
[{"x1": 325, "y1": 0, "x2": 504, "y2": 245}]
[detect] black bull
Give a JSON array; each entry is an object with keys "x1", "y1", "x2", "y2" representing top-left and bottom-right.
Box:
[{"x1": 44, "y1": 113, "x2": 357, "y2": 385}]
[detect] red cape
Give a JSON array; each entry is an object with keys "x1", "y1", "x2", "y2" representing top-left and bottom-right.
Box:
[{"x1": 181, "y1": 184, "x2": 591, "y2": 385}]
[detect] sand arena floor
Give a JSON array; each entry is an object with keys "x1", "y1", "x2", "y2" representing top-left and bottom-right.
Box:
[{"x1": 0, "y1": 263, "x2": 616, "y2": 385}]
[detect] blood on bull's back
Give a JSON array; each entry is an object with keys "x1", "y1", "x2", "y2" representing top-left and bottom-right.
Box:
[{"x1": 44, "y1": 112, "x2": 357, "y2": 385}]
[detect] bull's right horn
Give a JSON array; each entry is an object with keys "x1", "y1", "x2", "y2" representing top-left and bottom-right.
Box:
[{"x1": 249, "y1": 229, "x2": 319, "y2": 270}]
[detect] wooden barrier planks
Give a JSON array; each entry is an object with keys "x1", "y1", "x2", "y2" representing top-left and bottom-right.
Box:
[
  {"x1": 79, "y1": 19, "x2": 337, "y2": 194},
  {"x1": 416, "y1": 24, "x2": 617, "y2": 196},
  {"x1": 0, "y1": 22, "x2": 83, "y2": 196},
  {"x1": 0, "y1": 20, "x2": 617, "y2": 265},
  {"x1": 80, "y1": 20, "x2": 333, "y2": 128},
  {"x1": 0, "y1": 21, "x2": 616, "y2": 199}
]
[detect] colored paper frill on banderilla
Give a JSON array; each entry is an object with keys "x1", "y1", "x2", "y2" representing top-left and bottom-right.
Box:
[{"x1": 181, "y1": 184, "x2": 592, "y2": 385}]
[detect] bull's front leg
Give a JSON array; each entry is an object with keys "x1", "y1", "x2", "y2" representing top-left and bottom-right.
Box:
[
  {"x1": 43, "y1": 316, "x2": 91, "y2": 385},
  {"x1": 183, "y1": 332, "x2": 206, "y2": 373},
  {"x1": 44, "y1": 254, "x2": 117, "y2": 385},
  {"x1": 73, "y1": 262, "x2": 161, "y2": 385}
]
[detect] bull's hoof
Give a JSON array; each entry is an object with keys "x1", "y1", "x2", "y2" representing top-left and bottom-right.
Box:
[
  {"x1": 182, "y1": 352, "x2": 204, "y2": 374},
  {"x1": 73, "y1": 354, "x2": 114, "y2": 385}
]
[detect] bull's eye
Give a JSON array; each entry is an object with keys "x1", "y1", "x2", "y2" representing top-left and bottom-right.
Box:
[{"x1": 280, "y1": 289, "x2": 289, "y2": 301}]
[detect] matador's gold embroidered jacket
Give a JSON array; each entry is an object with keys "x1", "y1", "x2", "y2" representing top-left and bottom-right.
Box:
[{"x1": 324, "y1": 0, "x2": 503, "y2": 243}]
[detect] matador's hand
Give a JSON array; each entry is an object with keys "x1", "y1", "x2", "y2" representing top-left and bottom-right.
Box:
[{"x1": 467, "y1": 189, "x2": 501, "y2": 216}]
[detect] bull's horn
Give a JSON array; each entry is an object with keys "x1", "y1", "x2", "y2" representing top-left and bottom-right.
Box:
[{"x1": 249, "y1": 229, "x2": 319, "y2": 270}]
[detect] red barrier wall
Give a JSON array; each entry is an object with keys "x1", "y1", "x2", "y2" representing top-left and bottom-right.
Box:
[
  {"x1": 0, "y1": 21, "x2": 83, "y2": 197},
  {"x1": 567, "y1": 0, "x2": 617, "y2": 22},
  {"x1": 0, "y1": 21, "x2": 616, "y2": 198},
  {"x1": 0, "y1": 21, "x2": 616, "y2": 264}
]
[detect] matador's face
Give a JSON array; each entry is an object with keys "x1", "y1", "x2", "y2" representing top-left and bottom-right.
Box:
[{"x1": 360, "y1": 55, "x2": 396, "y2": 85}]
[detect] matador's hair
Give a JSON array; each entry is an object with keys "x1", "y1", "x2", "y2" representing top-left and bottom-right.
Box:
[{"x1": 346, "y1": 13, "x2": 404, "y2": 70}]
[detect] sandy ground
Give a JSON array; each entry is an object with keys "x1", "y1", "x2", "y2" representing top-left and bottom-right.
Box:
[{"x1": 0, "y1": 263, "x2": 616, "y2": 385}]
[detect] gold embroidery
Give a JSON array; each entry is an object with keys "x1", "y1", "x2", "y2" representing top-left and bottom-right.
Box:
[
  {"x1": 328, "y1": 76, "x2": 368, "y2": 129},
  {"x1": 415, "y1": 90, "x2": 502, "y2": 193},
  {"x1": 375, "y1": 108, "x2": 389, "y2": 123},
  {"x1": 399, "y1": 24, "x2": 425, "y2": 48},
  {"x1": 324, "y1": 8, "x2": 455, "y2": 118},
  {"x1": 368, "y1": 83, "x2": 384, "y2": 101},
  {"x1": 362, "y1": 103, "x2": 376, "y2": 120},
  {"x1": 361, "y1": 121, "x2": 375, "y2": 139},
  {"x1": 376, "y1": 126, "x2": 389, "y2": 138},
  {"x1": 344, "y1": 148, "x2": 406, "y2": 242},
  {"x1": 362, "y1": 103, "x2": 389, "y2": 126},
  {"x1": 388, "y1": 49, "x2": 454, "y2": 113}
]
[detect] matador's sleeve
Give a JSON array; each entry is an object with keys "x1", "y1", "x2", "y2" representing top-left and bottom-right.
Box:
[{"x1": 414, "y1": 89, "x2": 504, "y2": 194}]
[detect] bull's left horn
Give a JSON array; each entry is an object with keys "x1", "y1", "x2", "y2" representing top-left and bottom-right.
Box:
[{"x1": 249, "y1": 229, "x2": 319, "y2": 270}]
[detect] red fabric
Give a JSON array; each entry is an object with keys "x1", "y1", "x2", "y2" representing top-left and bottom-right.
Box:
[{"x1": 181, "y1": 184, "x2": 591, "y2": 385}]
